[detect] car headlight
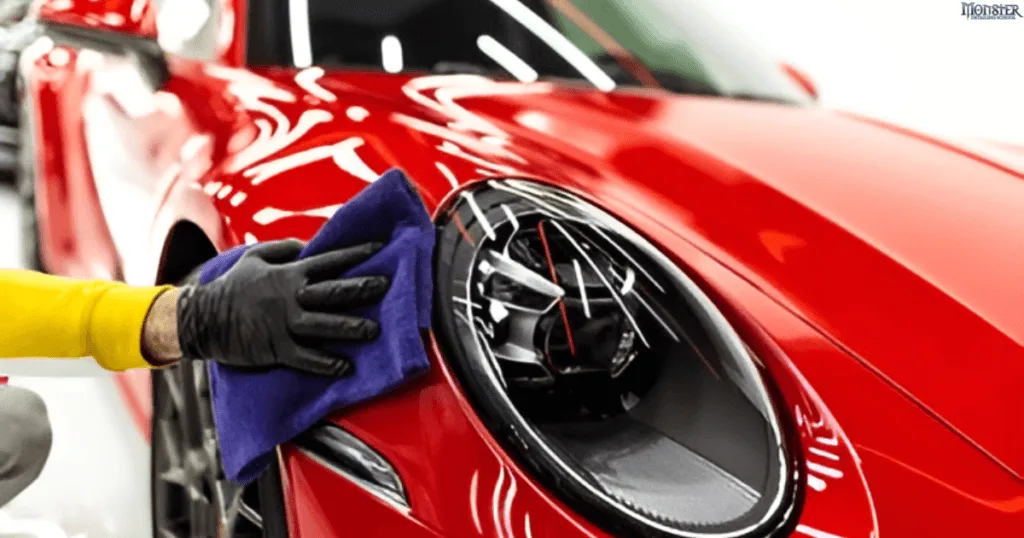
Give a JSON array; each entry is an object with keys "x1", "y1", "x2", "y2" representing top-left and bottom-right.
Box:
[{"x1": 434, "y1": 179, "x2": 797, "y2": 537}]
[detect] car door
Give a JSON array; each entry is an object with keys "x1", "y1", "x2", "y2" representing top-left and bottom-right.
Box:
[
  {"x1": 28, "y1": 0, "x2": 241, "y2": 438},
  {"x1": 77, "y1": 0, "x2": 221, "y2": 284}
]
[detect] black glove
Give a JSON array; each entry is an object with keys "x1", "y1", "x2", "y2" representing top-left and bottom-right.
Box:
[{"x1": 176, "y1": 239, "x2": 390, "y2": 376}]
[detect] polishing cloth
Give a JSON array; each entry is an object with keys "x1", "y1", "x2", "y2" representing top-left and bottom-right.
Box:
[{"x1": 201, "y1": 168, "x2": 435, "y2": 483}]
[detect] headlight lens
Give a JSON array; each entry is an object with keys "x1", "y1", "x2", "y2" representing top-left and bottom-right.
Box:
[{"x1": 435, "y1": 179, "x2": 795, "y2": 537}]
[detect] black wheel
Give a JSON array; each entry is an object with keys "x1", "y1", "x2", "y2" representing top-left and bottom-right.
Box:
[
  {"x1": 151, "y1": 272, "x2": 290, "y2": 538},
  {"x1": 15, "y1": 85, "x2": 42, "y2": 272}
]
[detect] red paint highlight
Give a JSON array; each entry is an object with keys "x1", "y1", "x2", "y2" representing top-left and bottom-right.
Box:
[{"x1": 452, "y1": 212, "x2": 475, "y2": 247}]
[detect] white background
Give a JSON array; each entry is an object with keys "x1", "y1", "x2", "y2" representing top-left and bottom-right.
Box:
[
  {"x1": 712, "y1": 0, "x2": 1024, "y2": 145},
  {"x1": 0, "y1": 1, "x2": 1021, "y2": 536},
  {"x1": 0, "y1": 192, "x2": 150, "y2": 538}
]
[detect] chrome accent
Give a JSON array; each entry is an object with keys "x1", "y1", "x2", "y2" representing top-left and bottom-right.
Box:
[
  {"x1": 295, "y1": 424, "x2": 409, "y2": 511},
  {"x1": 480, "y1": 249, "x2": 565, "y2": 299},
  {"x1": 238, "y1": 502, "x2": 263, "y2": 526},
  {"x1": 548, "y1": 219, "x2": 650, "y2": 348},
  {"x1": 572, "y1": 259, "x2": 591, "y2": 318}
]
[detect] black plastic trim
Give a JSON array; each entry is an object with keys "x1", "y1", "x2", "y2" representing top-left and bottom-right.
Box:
[{"x1": 293, "y1": 422, "x2": 410, "y2": 510}]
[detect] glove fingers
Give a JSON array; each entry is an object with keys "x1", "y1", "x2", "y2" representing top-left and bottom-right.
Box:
[
  {"x1": 289, "y1": 312, "x2": 381, "y2": 340},
  {"x1": 244, "y1": 238, "x2": 306, "y2": 264},
  {"x1": 289, "y1": 347, "x2": 353, "y2": 377},
  {"x1": 296, "y1": 242, "x2": 384, "y2": 282},
  {"x1": 296, "y1": 276, "x2": 390, "y2": 310}
]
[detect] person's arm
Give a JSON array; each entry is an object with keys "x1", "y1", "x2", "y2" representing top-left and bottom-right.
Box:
[
  {"x1": 0, "y1": 239, "x2": 391, "y2": 375},
  {"x1": 140, "y1": 288, "x2": 182, "y2": 367},
  {"x1": 0, "y1": 269, "x2": 172, "y2": 370}
]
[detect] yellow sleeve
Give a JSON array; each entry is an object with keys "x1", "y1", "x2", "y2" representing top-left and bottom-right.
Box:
[{"x1": 0, "y1": 269, "x2": 173, "y2": 371}]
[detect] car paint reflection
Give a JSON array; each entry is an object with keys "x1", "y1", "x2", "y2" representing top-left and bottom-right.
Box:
[
  {"x1": 469, "y1": 464, "x2": 598, "y2": 538},
  {"x1": 244, "y1": 136, "x2": 379, "y2": 186},
  {"x1": 252, "y1": 204, "x2": 343, "y2": 226},
  {"x1": 25, "y1": 3, "x2": 1020, "y2": 527},
  {"x1": 294, "y1": 66, "x2": 337, "y2": 102}
]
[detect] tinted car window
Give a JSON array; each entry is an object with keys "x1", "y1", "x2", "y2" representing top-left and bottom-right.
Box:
[{"x1": 247, "y1": 0, "x2": 808, "y2": 104}]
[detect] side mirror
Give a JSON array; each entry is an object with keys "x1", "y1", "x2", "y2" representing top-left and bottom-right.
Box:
[
  {"x1": 780, "y1": 63, "x2": 818, "y2": 101},
  {"x1": 38, "y1": 20, "x2": 169, "y2": 91}
]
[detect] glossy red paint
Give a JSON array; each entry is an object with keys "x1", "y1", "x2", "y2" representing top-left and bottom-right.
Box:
[
  {"x1": 37, "y1": 0, "x2": 157, "y2": 37},
  {"x1": 27, "y1": 0, "x2": 1024, "y2": 536},
  {"x1": 25, "y1": 43, "x2": 121, "y2": 280},
  {"x1": 216, "y1": 0, "x2": 246, "y2": 68}
]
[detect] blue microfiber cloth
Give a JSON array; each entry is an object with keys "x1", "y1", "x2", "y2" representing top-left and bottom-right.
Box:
[{"x1": 200, "y1": 168, "x2": 435, "y2": 484}]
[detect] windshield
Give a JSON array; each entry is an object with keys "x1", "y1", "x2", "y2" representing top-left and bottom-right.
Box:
[{"x1": 247, "y1": 0, "x2": 810, "y2": 104}]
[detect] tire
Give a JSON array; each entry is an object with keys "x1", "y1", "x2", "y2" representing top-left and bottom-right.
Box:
[
  {"x1": 150, "y1": 269, "x2": 290, "y2": 538},
  {"x1": 15, "y1": 84, "x2": 42, "y2": 272}
]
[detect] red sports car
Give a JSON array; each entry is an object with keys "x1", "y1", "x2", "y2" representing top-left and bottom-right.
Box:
[{"x1": 17, "y1": 0, "x2": 1024, "y2": 537}]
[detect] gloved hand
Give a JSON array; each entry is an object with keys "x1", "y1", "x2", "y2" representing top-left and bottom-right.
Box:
[{"x1": 176, "y1": 239, "x2": 390, "y2": 376}]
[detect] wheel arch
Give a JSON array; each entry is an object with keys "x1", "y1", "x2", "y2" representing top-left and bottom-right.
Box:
[
  {"x1": 155, "y1": 219, "x2": 219, "y2": 285},
  {"x1": 148, "y1": 220, "x2": 291, "y2": 537},
  {"x1": 113, "y1": 218, "x2": 220, "y2": 441}
]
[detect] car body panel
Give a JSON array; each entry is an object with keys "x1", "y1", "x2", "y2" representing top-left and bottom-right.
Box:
[
  {"x1": 206, "y1": 69, "x2": 1024, "y2": 480},
  {"x1": 37, "y1": 0, "x2": 156, "y2": 37},
  {"x1": 24, "y1": 0, "x2": 1024, "y2": 536},
  {"x1": 497, "y1": 94, "x2": 1024, "y2": 477}
]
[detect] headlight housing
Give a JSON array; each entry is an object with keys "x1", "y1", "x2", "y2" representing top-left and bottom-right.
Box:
[{"x1": 434, "y1": 179, "x2": 796, "y2": 537}]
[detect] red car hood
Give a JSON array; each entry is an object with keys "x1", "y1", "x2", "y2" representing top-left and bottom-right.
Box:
[
  {"x1": 271, "y1": 73, "x2": 1024, "y2": 477},
  {"x1": 948, "y1": 137, "x2": 1024, "y2": 174}
]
